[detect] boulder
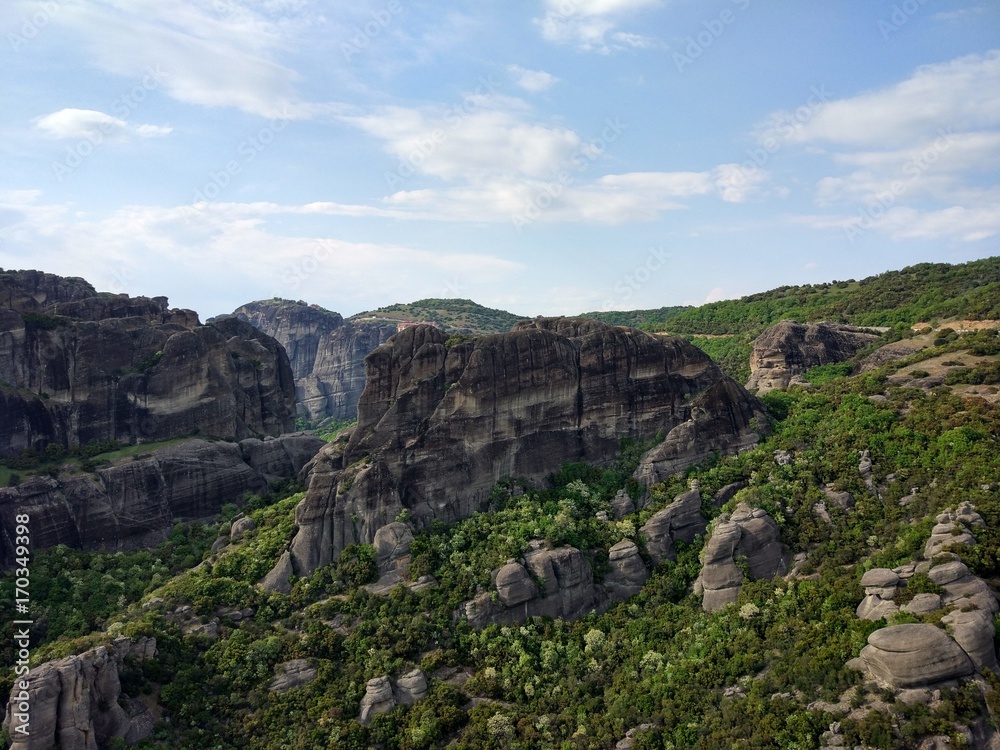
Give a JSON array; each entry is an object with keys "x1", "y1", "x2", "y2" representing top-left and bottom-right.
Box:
[
  {"x1": 941, "y1": 609, "x2": 998, "y2": 673},
  {"x1": 358, "y1": 676, "x2": 396, "y2": 725},
  {"x1": 269, "y1": 659, "x2": 318, "y2": 693},
  {"x1": 393, "y1": 669, "x2": 428, "y2": 707},
  {"x1": 639, "y1": 489, "x2": 707, "y2": 566},
  {"x1": 611, "y1": 489, "x2": 636, "y2": 519},
  {"x1": 856, "y1": 624, "x2": 974, "y2": 688},
  {"x1": 496, "y1": 562, "x2": 538, "y2": 607},
  {"x1": 901, "y1": 593, "x2": 943, "y2": 615},
  {"x1": 230, "y1": 516, "x2": 256, "y2": 542},
  {"x1": 603, "y1": 540, "x2": 649, "y2": 600},
  {"x1": 696, "y1": 504, "x2": 785, "y2": 612}
]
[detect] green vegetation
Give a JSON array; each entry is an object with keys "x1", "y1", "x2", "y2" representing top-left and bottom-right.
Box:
[
  {"x1": 21, "y1": 312, "x2": 71, "y2": 331},
  {"x1": 6, "y1": 350, "x2": 1000, "y2": 748},
  {"x1": 802, "y1": 361, "x2": 854, "y2": 385},
  {"x1": 350, "y1": 298, "x2": 525, "y2": 335}
]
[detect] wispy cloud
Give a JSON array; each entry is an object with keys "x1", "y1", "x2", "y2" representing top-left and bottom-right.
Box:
[
  {"x1": 508, "y1": 65, "x2": 559, "y2": 93},
  {"x1": 35, "y1": 108, "x2": 171, "y2": 140},
  {"x1": 535, "y1": 0, "x2": 661, "y2": 53}
]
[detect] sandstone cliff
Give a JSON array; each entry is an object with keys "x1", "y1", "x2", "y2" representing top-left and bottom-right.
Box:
[
  {"x1": 3, "y1": 636, "x2": 157, "y2": 750},
  {"x1": 0, "y1": 435, "x2": 323, "y2": 563},
  {"x1": 266, "y1": 318, "x2": 766, "y2": 588},
  {"x1": 0, "y1": 270, "x2": 296, "y2": 457},
  {"x1": 231, "y1": 300, "x2": 397, "y2": 423},
  {"x1": 745, "y1": 320, "x2": 882, "y2": 393}
]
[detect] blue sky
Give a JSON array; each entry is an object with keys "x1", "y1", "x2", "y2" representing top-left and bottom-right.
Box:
[{"x1": 1, "y1": 0, "x2": 998, "y2": 320}]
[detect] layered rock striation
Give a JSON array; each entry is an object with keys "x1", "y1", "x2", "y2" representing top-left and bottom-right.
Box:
[
  {"x1": 746, "y1": 320, "x2": 881, "y2": 393},
  {"x1": 0, "y1": 270, "x2": 296, "y2": 457},
  {"x1": 231, "y1": 300, "x2": 397, "y2": 423},
  {"x1": 266, "y1": 319, "x2": 766, "y2": 588},
  {"x1": 0, "y1": 435, "x2": 323, "y2": 562},
  {"x1": 3, "y1": 637, "x2": 157, "y2": 750}
]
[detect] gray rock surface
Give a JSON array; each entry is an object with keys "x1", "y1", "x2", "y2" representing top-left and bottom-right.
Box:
[
  {"x1": 232, "y1": 300, "x2": 397, "y2": 422},
  {"x1": 268, "y1": 659, "x2": 318, "y2": 693},
  {"x1": 358, "y1": 676, "x2": 396, "y2": 725},
  {"x1": 856, "y1": 624, "x2": 974, "y2": 688},
  {"x1": 639, "y1": 489, "x2": 707, "y2": 565},
  {"x1": 603, "y1": 540, "x2": 650, "y2": 600},
  {"x1": 3, "y1": 637, "x2": 156, "y2": 750},
  {"x1": 0, "y1": 435, "x2": 322, "y2": 563},
  {"x1": 393, "y1": 669, "x2": 428, "y2": 707},
  {"x1": 0, "y1": 270, "x2": 296, "y2": 458},
  {"x1": 695, "y1": 503, "x2": 785, "y2": 612},
  {"x1": 272, "y1": 319, "x2": 766, "y2": 586},
  {"x1": 745, "y1": 320, "x2": 880, "y2": 393}
]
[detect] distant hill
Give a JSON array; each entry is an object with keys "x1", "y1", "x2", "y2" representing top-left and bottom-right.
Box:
[
  {"x1": 349, "y1": 298, "x2": 526, "y2": 335},
  {"x1": 601, "y1": 257, "x2": 1000, "y2": 337}
]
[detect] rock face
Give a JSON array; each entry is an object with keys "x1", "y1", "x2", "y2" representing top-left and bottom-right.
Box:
[
  {"x1": 3, "y1": 637, "x2": 157, "y2": 750},
  {"x1": 851, "y1": 503, "x2": 999, "y2": 687},
  {"x1": 695, "y1": 503, "x2": 786, "y2": 612},
  {"x1": 268, "y1": 659, "x2": 318, "y2": 693},
  {"x1": 270, "y1": 319, "x2": 766, "y2": 586},
  {"x1": 459, "y1": 537, "x2": 652, "y2": 628},
  {"x1": 232, "y1": 300, "x2": 397, "y2": 423},
  {"x1": 639, "y1": 488, "x2": 707, "y2": 565},
  {"x1": 745, "y1": 320, "x2": 881, "y2": 393},
  {"x1": 856, "y1": 624, "x2": 974, "y2": 689},
  {"x1": 0, "y1": 270, "x2": 296, "y2": 457},
  {"x1": 357, "y1": 670, "x2": 428, "y2": 724},
  {"x1": 0, "y1": 435, "x2": 323, "y2": 563}
]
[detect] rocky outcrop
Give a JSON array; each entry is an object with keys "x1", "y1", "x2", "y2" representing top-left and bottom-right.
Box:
[
  {"x1": 695, "y1": 503, "x2": 786, "y2": 612},
  {"x1": 0, "y1": 435, "x2": 323, "y2": 562},
  {"x1": 270, "y1": 319, "x2": 766, "y2": 586},
  {"x1": 3, "y1": 637, "x2": 157, "y2": 750},
  {"x1": 851, "y1": 503, "x2": 999, "y2": 687},
  {"x1": 232, "y1": 300, "x2": 397, "y2": 423},
  {"x1": 639, "y1": 488, "x2": 707, "y2": 565},
  {"x1": 357, "y1": 670, "x2": 428, "y2": 724},
  {"x1": 0, "y1": 270, "x2": 296, "y2": 457},
  {"x1": 746, "y1": 320, "x2": 881, "y2": 393},
  {"x1": 268, "y1": 659, "x2": 318, "y2": 693},
  {"x1": 603, "y1": 540, "x2": 650, "y2": 600},
  {"x1": 855, "y1": 624, "x2": 975, "y2": 689}
]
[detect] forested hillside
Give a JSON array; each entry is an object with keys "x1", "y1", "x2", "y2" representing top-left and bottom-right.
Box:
[{"x1": 4, "y1": 326, "x2": 1000, "y2": 749}]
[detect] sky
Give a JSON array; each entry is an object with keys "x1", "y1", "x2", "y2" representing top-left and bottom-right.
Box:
[{"x1": 1, "y1": 0, "x2": 999, "y2": 320}]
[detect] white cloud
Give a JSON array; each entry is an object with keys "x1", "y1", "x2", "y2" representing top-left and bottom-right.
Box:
[
  {"x1": 759, "y1": 51, "x2": 1000, "y2": 148},
  {"x1": 34, "y1": 108, "x2": 172, "y2": 140},
  {"x1": 759, "y1": 51, "x2": 1000, "y2": 244},
  {"x1": 0, "y1": 196, "x2": 523, "y2": 315},
  {"x1": 508, "y1": 65, "x2": 559, "y2": 93},
  {"x1": 49, "y1": 0, "x2": 321, "y2": 118},
  {"x1": 535, "y1": 0, "x2": 661, "y2": 53}
]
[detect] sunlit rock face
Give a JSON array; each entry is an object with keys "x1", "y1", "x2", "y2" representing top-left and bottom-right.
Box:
[{"x1": 268, "y1": 318, "x2": 766, "y2": 589}]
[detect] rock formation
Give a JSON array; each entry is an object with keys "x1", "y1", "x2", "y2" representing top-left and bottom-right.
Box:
[
  {"x1": 0, "y1": 270, "x2": 296, "y2": 457},
  {"x1": 851, "y1": 503, "x2": 999, "y2": 687},
  {"x1": 268, "y1": 659, "x2": 318, "y2": 693},
  {"x1": 458, "y1": 539, "x2": 647, "y2": 628},
  {"x1": 357, "y1": 669, "x2": 428, "y2": 724},
  {"x1": 3, "y1": 637, "x2": 157, "y2": 750},
  {"x1": 231, "y1": 300, "x2": 397, "y2": 423},
  {"x1": 695, "y1": 503, "x2": 786, "y2": 612},
  {"x1": 745, "y1": 320, "x2": 881, "y2": 393},
  {"x1": 0, "y1": 435, "x2": 323, "y2": 562},
  {"x1": 638, "y1": 488, "x2": 707, "y2": 565},
  {"x1": 267, "y1": 319, "x2": 766, "y2": 587}
]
